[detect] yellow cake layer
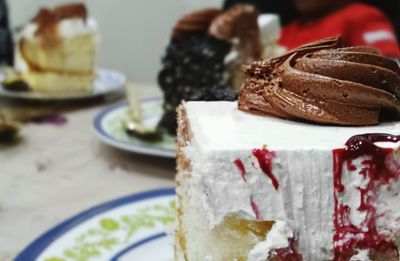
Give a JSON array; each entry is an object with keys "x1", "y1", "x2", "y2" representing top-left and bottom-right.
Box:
[{"x1": 20, "y1": 34, "x2": 95, "y2": 73}]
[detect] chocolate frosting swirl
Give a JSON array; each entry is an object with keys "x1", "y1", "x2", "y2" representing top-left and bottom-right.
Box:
[{"x1": 239, "y1": 37, "x2": 400, "y2": 125}]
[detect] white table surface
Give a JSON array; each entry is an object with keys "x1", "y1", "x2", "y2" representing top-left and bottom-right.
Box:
[{"x1": 0, "y1": 85, "x2": 175, "y2": 260}]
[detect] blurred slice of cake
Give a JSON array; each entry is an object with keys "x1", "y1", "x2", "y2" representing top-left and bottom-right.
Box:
[
  {"x1": 15, "y1": 3, "x2": 98, "y2": 94},
  {"x1": 158, "y1": 4, "x2": 284, "y2": 135},
  {"x1": 258, "y1": 14, "x2": 286, "y2": 59}
]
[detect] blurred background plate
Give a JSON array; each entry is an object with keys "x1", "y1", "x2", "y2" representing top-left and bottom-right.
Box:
[
  {"x1": 93, "y1": 97, "x2": 176, "y2": 158},
  {"x1": 15, "y1": 188, "x2": 176, "y2": 261},
  {"x1": 0, "y1": 68, "x2": 126, "y2": 100}
]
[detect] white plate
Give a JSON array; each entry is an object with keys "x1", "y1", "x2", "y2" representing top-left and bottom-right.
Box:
[
  {"x1": 0, "y1": 68, "x2": 126, "y2": 100},
  {"x1": 15, "y1": 188, "x2": 176, "y2": 261},
  {"x1": 93, "y1": 97, "x2": 176, "y2": 158}
]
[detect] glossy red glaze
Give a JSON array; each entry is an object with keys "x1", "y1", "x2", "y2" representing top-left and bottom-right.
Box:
[
  {"x1": 275, "y1": 238, "x2": 303, "y2": 261},
  {"x1": 234, "y1": 159, "x2": 246, "y2": 182},
  {"x1": 252, "y1": 148, "x2": 279, "y2": 190},
  {"x1": 250, "y1": 197, "x2": 261, "y2": 219}
]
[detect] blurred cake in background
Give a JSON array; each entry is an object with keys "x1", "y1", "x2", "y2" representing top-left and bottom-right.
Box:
[
  {"x1": 258, "y1": 14, "x2": 285, "y2": 59},
  {"x1": 158, "y1": 4, "x2": 283, "y2": 135},
  {"x1": 227, "y1": 13, "x2": 285, "y2": 93},
  {"x1": 15, "y1": 3, "x2": 98, "y2": 94}
]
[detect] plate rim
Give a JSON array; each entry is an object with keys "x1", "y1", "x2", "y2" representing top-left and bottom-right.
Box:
[
  {"x1": 0, "y1": 68, "x2": 126, "y2": 100},
  {"x1": 93, "y1": 97, "x2": 176, "y2": 158},
  {"x1": 15, "y1": 188, "x2": 175, "y2": 261},
  {"x1": 110, "y1": 232, "x2": 168, "y2": 261}
]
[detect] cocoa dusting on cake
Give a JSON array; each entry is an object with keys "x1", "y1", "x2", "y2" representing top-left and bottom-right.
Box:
[
  {"x1": 239, "y1": 36, "x2": 400, "y2": 126},
  {"x1": 33, "y1": 3, "x2": 88, "y2": 46},
  {"x1": 333, "y1": 134, "x2": 400, "y2": 260}
]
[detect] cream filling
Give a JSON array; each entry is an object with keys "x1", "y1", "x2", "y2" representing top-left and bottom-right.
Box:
[
  {"x1": 58, "y1": 17, "x2": 98, "y2": 38},
  {"x1": 18, "y1": 17, "x2": 98, "y2": 41}
]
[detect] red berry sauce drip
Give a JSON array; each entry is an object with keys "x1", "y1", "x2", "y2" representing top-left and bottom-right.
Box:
[
  {"x1": 233, "y1": 159, "x2": 261, "y2": 219},
  {"x1": 252, "y1": 148, "x2": 279, "y2": 190},
  {"x1": 333, "y1": 133, "x2": 400, "y2": 260},
  {"x1": 250, "y1": 196, "x2": 261, "y2": 219},
  {"x1": 234, "y1": 159, "x2": 246, "y2": 182},
  {"x1": 275, "y1": 238, "x2": 303, "y2": 261}
]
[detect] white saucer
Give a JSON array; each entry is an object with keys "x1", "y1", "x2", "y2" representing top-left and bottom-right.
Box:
[
  {"x1": 0, "y1": 68, "x2": 126, "y2": 100},
  {"x1": 93, "y1": 97, "x2": 176, "y2": 158}
]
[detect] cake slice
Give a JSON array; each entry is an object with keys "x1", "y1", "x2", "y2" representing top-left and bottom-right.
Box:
[
  {"x1": 158, "y1": 4, "x2": 284, "y2": 135},
  {"x1": 176, "y1": 37, "x2": 400, "y2": 260},
  {"x1": 15, "y1": 3, "x2": 98, "y2": 93}
]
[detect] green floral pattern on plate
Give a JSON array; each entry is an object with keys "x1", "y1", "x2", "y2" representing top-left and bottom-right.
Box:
[{"x1": 44, "y1": 200, "x2": 176, "y2": 261}]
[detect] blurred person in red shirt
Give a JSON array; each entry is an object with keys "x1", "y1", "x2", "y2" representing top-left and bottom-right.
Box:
[{"x1": 279, "y1": 0, "x2": 400, "y2": 58}]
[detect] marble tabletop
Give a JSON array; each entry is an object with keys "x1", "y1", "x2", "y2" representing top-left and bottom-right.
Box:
[{"x1": 0, "y1": 85, "x2": 175, "y2": 260}]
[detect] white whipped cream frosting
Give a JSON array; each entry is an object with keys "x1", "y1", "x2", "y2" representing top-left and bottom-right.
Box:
[
  {"x1": 183, "y1": 101, "x2": 400, "y2": 260},
  {"x1": 18, "y1": 17, "x2": 98, "y2": 41},
  {"x1": 59, "y1": 17, "x2": 98, "y2": 38},
  {"x1": 258, "y1": 14, "x2": 281, "y2": 45}
]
